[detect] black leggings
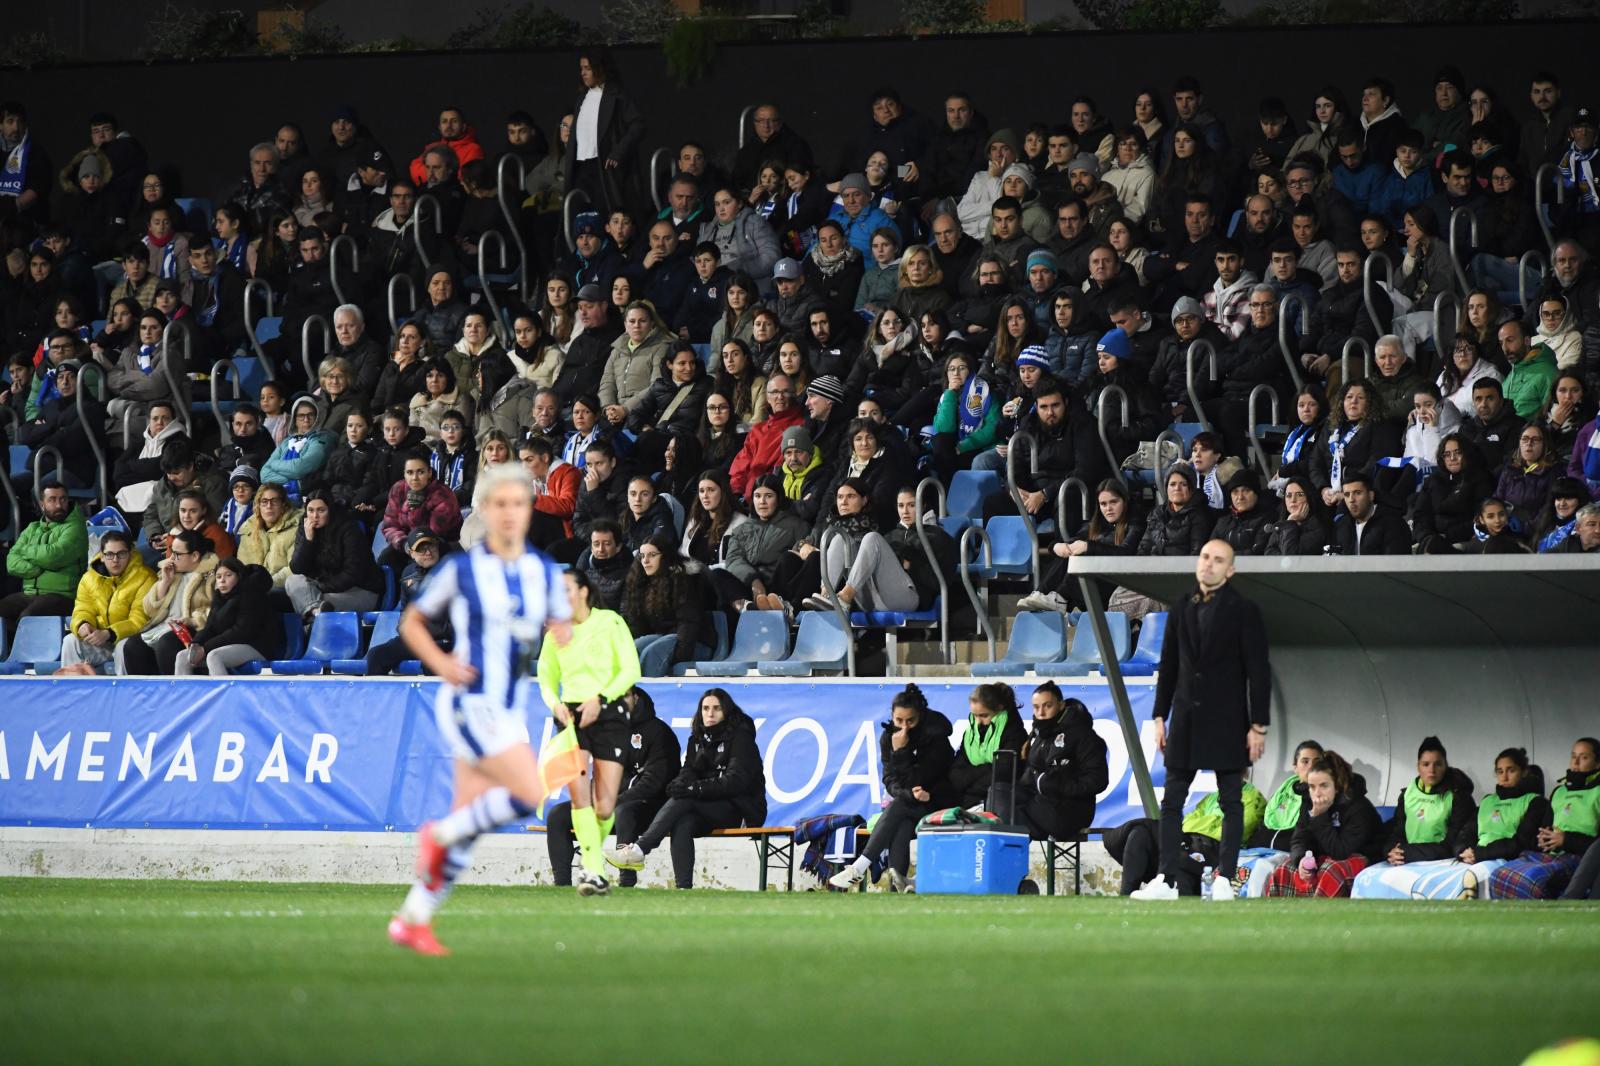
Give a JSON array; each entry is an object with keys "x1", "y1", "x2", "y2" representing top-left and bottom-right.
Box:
[
  {"x1": 1110, "y1": 818, "x2": 1215, "y2": 896},
  {"x1": 635, "y1": 796, "x2": 746, "y2": 889},
  {"x1": 119, "y1": 631, "x2": 186, "y2": 675},
  {"x1": 767, "y1": 551, "x2": 822, "y2": 604},
  {"x1": 544, "y1": 799, "x2": 658, "y2": 887},
  {"x1": 1017, "y1": 794, "x2": 1093, "y2": 843},
  {"x1": 1561, "y1": 838, "x2": 1600, "y2": 901},
  {"x1": 860, "y1": 796, "x2": 929, "y2": 876}
]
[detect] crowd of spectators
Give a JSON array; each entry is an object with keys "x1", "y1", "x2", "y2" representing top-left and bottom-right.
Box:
[{"x1": 2, "y1": 53, "x2": 1599, "y2": 677}]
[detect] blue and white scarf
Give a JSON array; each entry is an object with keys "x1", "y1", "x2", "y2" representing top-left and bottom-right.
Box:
[
  {"x1": 136, "y1": 343, "x2": 157, "y2": 374},
  {"x1": 0, "y1": 133, "x2": 30, "y2": 198},
  {"x1": 562, "y1": 427, "x2": 599, "y2": 469},
  {"x1": 1201, "y1": 468, "x2": 1224, "y2": 510},
  {"x1": 222, "y1": 498, "x2": 253, "y2": 536},
  {"x1": 1327, "y1": 422, "x2": 1361, "y2": 490},
  {"x1": 956, "y1": 375, "x2": 992, "y2": 441},
  {"x1": 1281, "y1": 423, "x2": 1314, "y2": 467},
  {"x1": 1539, "y1": 518, "x2": 1577, "y2": 554},
  {"x1": 1582, "y1": 425, "x2": 1600, "y2": 493},
  {"x1": 1561, "y1": 143, "x2": 1598, "y2": 213},
  {"x1": 431, "y1": 448, "x2": 469, "y2": 493},
  {"x1": 214, "y1": 236, "x2": 246, "y2": 270},
  {"x1": 279, "y1": 436, "x2": 307, "y2": 500}
]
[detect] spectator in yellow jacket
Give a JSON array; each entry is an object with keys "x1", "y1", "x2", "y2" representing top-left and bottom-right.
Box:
[{"x1": 59, "y1": 530, "x2": 155, "y2": 674}]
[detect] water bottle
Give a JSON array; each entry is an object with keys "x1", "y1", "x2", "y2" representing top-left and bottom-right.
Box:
[
  {"x1": 1300, "y1": 851, "x2": 1318, "y2": 876},
  {"x1": 1201, "y1": 865, "x2": 1215, "y2": 899}
]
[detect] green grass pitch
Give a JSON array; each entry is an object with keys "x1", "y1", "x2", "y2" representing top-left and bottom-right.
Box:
[{"x1": 2, "y1": 878, "x2": 1597, "y2": 1065}]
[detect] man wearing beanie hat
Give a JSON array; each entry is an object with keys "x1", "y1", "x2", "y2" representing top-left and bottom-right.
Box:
[
  {"x1": 1023, "y1": 247, "x2": 1060, "y2": 327},
  {"x1": 1069, "y1": 152, "x2": 1119, "y2": 238},
  {"x1": 561, "y1": 208, "x2": 623, "y2": 291},
  {"x1": 1416, "y1": 67, "x2": 1470, "y2": 157},
  {"x1": 1212, "y1": 468, "x2": 1273, "y2": 556},
  {"x1": 957, "y1": 127, "x2": 1021, "y2": 239},
  {"x1": 827, "y1": 172, "x2": 894, "y2": 257},
  {"x1": 997, "y1": 162, "x2": 1052, "y2": 244},
  {"x1": 55, "y1": 144, "x2": 119, "y2": 262},
  {"x1": 803, "y1": 374, "x2": 851, "y2": 460},
  {"x1": 776, "y1": 423, "x2": 833, "y2": 523},
  {"x1": 1151, "y1": 298, "x2": 1225, "y2": 419},
  {"x1": 975, "y1": 345, "x2": 1056, "y2": 471}
]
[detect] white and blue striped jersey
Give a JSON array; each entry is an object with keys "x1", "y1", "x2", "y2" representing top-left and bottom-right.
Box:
[{"x1": 412, "y1": 544, "x2": 571, "y2": 712}]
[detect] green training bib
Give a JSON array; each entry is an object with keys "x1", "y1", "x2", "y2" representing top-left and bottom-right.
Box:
[
  {"x1": 1402, "y1": 781, "x2": 1453, "y2": 845},
  {"x1": 1476, "y1": 792, "x2": 1536, "y2": 848}
]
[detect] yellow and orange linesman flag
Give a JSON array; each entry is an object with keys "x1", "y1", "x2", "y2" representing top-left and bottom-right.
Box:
[{"x1": 537, "y1": 722, "x2": 585, "y2": 818}]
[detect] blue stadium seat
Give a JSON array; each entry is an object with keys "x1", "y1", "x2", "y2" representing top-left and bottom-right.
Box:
[
  {"x1": 175, "y1": 197, "x2": 213, "y2": 233},
  {"x1": 0, "y1": 615, "x2": 66, "y2": 674},
  {"x1": 693, "y1": 610, "x2": 787, "y2": 676},
  {"x1": 692, "y1": 343, "x2": 711, "y2": 366},
  {"x1": 755, "y1": 611, "x2": 849, "y2": 676},
  {"x1": 1034, "y1": 612, "x2": 1132, "y2": 676},
  {"x1": 10, "y1": 444, "x2": 30, "y2": 480},
  {"x1": 270, "y1": 612, "x2": 363, "y2": 674},
  {"x1": 975, "y1": 516, "x2": 1034, "y2": 578},
  {"x1": 255, "y1": 316, "x2": 283, "y2": 343},
  {"x1": 370, "y1": 524, "x2": 388, "y2": 560},
  {"x1": 379, "y1": 565, "x2": 398, "y2": 610},
  {"x1": 233, "y1": 615, "x2": 306, "y2": 675},
  {"x1": 971, "y1": 611, "x2": 1066, "y2": 677},
  {"x1": 947, "y1": 470, "x2": 1001, "y2": 522},
  {"x1": 331, "y1": 611, "x2": 416, "y2": 675},
  {"x1": 671, "y1": 612, "x2": 729, "y2": 676},
  {"x1": 1119, "y1": 612, "x2": 1168, "y2": 677}
]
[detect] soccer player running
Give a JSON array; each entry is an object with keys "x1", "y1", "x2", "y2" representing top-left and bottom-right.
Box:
[
  {"x1": 537, "y1": 569, "x2": 642, "y2": 894},
  {"x1": 389, "y1": 465, "x2": 572, "y2": 956}
]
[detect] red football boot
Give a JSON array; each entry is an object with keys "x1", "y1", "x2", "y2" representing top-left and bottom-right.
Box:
[
  {"x1": 414, "y1": 821, "x2": 447, "y2": 891},
  {"x1": 388, "y1": 916, "x2": 450, "y2": 957}
]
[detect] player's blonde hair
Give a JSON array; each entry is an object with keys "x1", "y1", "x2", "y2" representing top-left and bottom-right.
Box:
[{"x1": 475, "y1": 462, "x2": 536, "y2": 502}]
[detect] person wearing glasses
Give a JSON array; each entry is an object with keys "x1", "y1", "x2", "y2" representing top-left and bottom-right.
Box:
[
  {"x1": 727, "y1": 372, "x2": 804, "y2": 499},
  {"x1": 113, "y1": 529, "x2": 219, "y2": 675}
]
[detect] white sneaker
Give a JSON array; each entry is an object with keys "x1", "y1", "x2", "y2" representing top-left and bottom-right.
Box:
[
  {"x1": 1130, "y1": 875, "x2": 1180, "y2": 900},
  {"x1": 1016, "y1": 590, "x2": 1069, "y2": 613},
  {"x1": 1209, "y1": 876, "x2": 1236, "y2": 902},
  {"x1": 575, "y1": 870, "x2": 611, "y2": 897},
  {"x1": 828, "y1": 864, "x2": 865, "y2": 890},
  {"x1": 605, "y1": 842, "x2": 645, "y2": 871}
]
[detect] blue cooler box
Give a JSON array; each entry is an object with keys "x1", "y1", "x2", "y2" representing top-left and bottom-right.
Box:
[{"x1": 916, "y1": 825, "x2": 1030, "y2": 895}]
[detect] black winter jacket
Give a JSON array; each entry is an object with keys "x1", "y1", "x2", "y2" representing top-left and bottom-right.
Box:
[
  {"x1": 1021, "y1": 703, "x2": 1109, "y2": 830},
  {"x1": 323, "y1": 438, "x2": 382, "y2": 510},
  {"x1": 945, "y1": 712, "x2": 1028, "y2": 809},
  {"x1": 289, "y1": 510, "x2": 384, "y2": 594},
  {"x1": 1287, "y1": 773, "x2": 1383, "y2": 866},
  {"x1": 615, "y1": 689, "x2": 684, "y2": 808},
  {"x1": 1212, "y1": 501, "x2": 1274, "y2": 556},
  {"x1": 192, "y1": 564, "x2": 282, "y2": 657},
  {"x1": 1139, "y1": 497, "x2": 1216, "y2": 556},
  {"x1": 880, "y1": 709, "x2": 956, "y2": 804},
  {"x1": 1265, "y1": 513, "x2": 1331, "y2": 555},
  {"x1": 670, "y1": 712, "x2": 767, "y2": 826}
]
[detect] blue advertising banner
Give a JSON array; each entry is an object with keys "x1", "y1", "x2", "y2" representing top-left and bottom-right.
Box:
[{"x1": 0, "y1": 679, "x2": 1162, "y2": 832}]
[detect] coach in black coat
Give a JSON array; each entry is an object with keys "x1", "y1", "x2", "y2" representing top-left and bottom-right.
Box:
[{"x1": 1140, "y1": 539, "x2": 1271, "y2": 897}]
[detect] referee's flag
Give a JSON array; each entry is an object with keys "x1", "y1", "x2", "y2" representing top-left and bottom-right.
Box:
[{"x1": 537, "y1": 722, "x2": 584, "y2": 818}]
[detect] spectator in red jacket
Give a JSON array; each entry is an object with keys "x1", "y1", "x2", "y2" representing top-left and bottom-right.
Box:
[
  {"x1": 378, "y1": 449, "x2": 461, "y2": 569},
  {"x1": 728, "y1": 373, "x2": 805, "y2": 498},
  {"x1": 408, "y1": 106, "x2": 485, "y2": 187},
  {"x1": 521, "y1": 434, "x2": 580, "y2": 546}
]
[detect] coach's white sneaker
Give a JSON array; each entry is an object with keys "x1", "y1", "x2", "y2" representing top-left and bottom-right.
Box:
[
  {"x1": 1209, "y1": 876, "x2": 1236, "y2": 902},
  {"x1": 605, "y1": 842, "x2": 645, "y2": 871},
  {"x1": 1130, "y1": 875, "x2": 1179, "y2": 900},
  {"x1": 828, "y1": 863, "x2": 865, "y2": 891}
]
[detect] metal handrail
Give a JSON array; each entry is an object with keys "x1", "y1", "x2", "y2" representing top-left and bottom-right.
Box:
[
  {"x1": 210, "y1": 359, "x2": 242, "y2": 443},
  {"x1": 1340, "y1": 336, "x2": 1373, "y2": 384},
  {"x1": 1277, "y1": 292, "x2": 1310, "y2": 391},
  {"x1": 1363, "y1": 250, "x2": 1393, "y2": 339},
  {"x1": 1534, "y1": 162, "x2": 1565, "y2": 256},
  {"x1": 32, "y1": 444, "x2": 68, "y2": 504},
  {"x1": 1245, "y1": 383, "x2": 1281, "y2": 478},
  {"x1": 73, "y1": 372, "x2": 109, "y2": 510},
  {"x1": 159, "y1": 321, "x2": 192, "y2": 433},
  {"x1": 737, "y1": 105, "x2": 756, "y2": 150},
  {"x1": 649, "y1": 147, "x2": 671, "y2": 213},
  {"x1": 1185, "y1": 340, "x2": 1217, "y2": 430},
  {"x1": 1518, "y1": 249, "x2": 1548, "y2": 314},
  {"x1": 496, "y1": 154, "x2": 531, "y2": 303},
  {"x1": 301, "y1": 314, "x2": 332, "y2": 390},
  {"x1": 477, "y1": 231, "x2": 512, "y2": 347},
  {"x1": 387, "y1": 273, "x2": 417, "y2": 335},
  {"x1": 1003, "y1": 430, "x2": 1043, "y2": 590},
  {"x1": 1056, "y1": 477, "x2": 1091, "y2": 537},
  {"x1": 914, "y1": 476, "x2": 951, "y2": 663},
  {"x1": 958, "y1": 524, "x2": 996, "y2": 664},
  {"x1": 0, "y1": 408, "x2": 22, "y2": 531},
  {"x1": 1096, "y1": 384, "x2": 1130, "y2": 487},
  {"x1": 329, "y1": 234, "x2": 359, "y2": 308},
  {"x1": 1151, "y1": 427, "x2": 1186, "y2": 507},
  {"x1": 1432, "y1": 292, "x2": 1462, "y2": 361},
  {"x1": 242, "y1": 278, "x2": 276, "y2": 382},
  {"x1": 1447, "y1": 206, "x2": 1479, "y2": 298},
  {"x1": 413, "y1": 194, "x2": 443, "y2": 272},
  {"x1": 816, "y1": 525, "x2": 857, "y2": 677},
  {"x1": 562, "y1": 188, "x2": 592, "y2": 252}
]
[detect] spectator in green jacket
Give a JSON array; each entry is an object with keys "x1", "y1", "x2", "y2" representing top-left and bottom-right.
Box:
[
  {"x1": 0, "y1": 484, "x2": 87, "y2": 633},
  {"x1": 1499, "y1": 318, "x2": 1558, "y2": 422}
]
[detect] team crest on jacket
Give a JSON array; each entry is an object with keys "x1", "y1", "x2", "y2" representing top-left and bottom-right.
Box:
[
  {"x1": 717, "y1": 743, "x2": 725, "y2": 754},
  {"x1": 630, "y1": 733, "x2": 642, "y2": 750},
  {"x1": 1491, "y1": 809, "x2": 1503, "y2": 821},
  {"x1": 1053, "y1": 734, "x2": 1065, "y2": 748}
]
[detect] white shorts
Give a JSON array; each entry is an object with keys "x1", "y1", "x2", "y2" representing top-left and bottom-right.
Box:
[{"x1": 434, "y1": 689, "x2": 531, "y2": 763}]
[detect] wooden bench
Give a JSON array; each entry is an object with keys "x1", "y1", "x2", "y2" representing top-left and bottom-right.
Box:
[{"x1": 527, "y1": 823, "x2": 799, "y2": 891}]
